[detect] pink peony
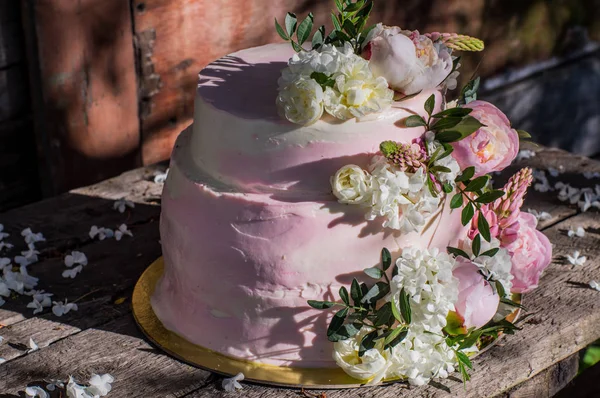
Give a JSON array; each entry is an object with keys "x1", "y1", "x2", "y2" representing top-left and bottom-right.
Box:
[
  {"x1": 504, "y1": 212, "x2": 553, "y2": 293},
  {"x1": 451, "y1": 101, "x2": 519, "y2": 176},
  {"x1": 453, "y1": 258, "x2": 500, "y2": 329},
  {"x1": 363, "y1": 24, "x2": 453, "y2": 95}
]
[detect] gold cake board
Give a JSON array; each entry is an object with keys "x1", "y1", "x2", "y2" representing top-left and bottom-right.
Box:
[{"x1": 132, "y1": 257, "x2": 520, "y2": 389}]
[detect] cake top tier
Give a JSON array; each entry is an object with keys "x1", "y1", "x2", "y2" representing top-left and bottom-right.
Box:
[{"x1": 190, "y1": 43, "x2": 439, "y2": 196}]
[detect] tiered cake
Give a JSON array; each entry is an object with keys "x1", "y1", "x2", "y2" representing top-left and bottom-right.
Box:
[{"x1": 151, "y1": 43, "x2": 464, "y2": 367}]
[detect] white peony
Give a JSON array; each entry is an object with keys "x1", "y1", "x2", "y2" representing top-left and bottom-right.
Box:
[
  {"x1": 331, "y1": 165, "x2": 373, "y2": 204},
  {"x1": 364, "y1": 23, "x2": 453, "y2": 95},
  {"x1": 276, "y1": 75, "x2": 324, "y2": 125},
  {"x1": 323, "y1": 53, "x2": 393, "y2": 120}
]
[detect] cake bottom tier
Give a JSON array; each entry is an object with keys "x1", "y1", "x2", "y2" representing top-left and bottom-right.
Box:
[{"x1": 151, "y1": 127, "x2": 465, "y2": 367}]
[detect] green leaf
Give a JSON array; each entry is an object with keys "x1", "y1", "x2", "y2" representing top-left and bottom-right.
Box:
[
  {"x1": 472, "y1": 234, "x2": 481, "y2": 257},
  {"x1": 342, "y1": 19, "x2": 357, "y2": 37},
  {"x1": 399, "y1": 287, "x2": 412, "y2": 324},
  {"x1": 331, "y1": 14, "x2": 342, "y2": 31},
  {"x1": 307, "y1": 300, "x2": 338, "y2": 309},
  {"x1": 437, "y1": 143, "x2": 454, "y2": 161},
  {"x1": 475, "y1": 190, "x2": 505, "y2": 204},
  {"x1": 405, "y1": 115, "x2": 427, "y2": 127},
  {"x1": 500, "y1": 297, "x2": 526, "y2": 310},
  {"x1": 391, "y1": 264, "x2": 399, "y2": 278},
  {"x1": 327, "y1": 307, "x2": 349, "y2": 337},
  {"x1": 436, "y1": 130, "x2": 463, "y2": 143},
  {"x1": 450, "y1": 193, "x2": 463, "y2": 209},
  {"x1": 461, "y1": 76, "x2": 480, "y2": 104},
  {"x1": 381, "y1": 248, "x2": 392, "y2": 271},
  {"x1": 447, "y1": 246, "x2": 470, "y2": 259},
  {"x1": 285, "y1": 13, "x2": 298, "y2": 37},
  {"x1": 374, "y1": 302, "x2": 395, "y2": 327},
  {"x1": 358, "y1": 330, "x2": 378, "y2": 357},
  {"x1": 464, "y1": 176, "x2": 490, "y2": 192},
  {"x1": 296, "y1": 13, "x2": 314, "y2": 45},
  {"x1": 495, "y1": 280, "x2": 506, "y2": 298},
  {"x1": 456, "y1": 350, "x2": 473, "y2": 369},
  {"x1": 275, "y1": 18, "x2": 290, "y2": 41},
  {"x1": 312, "y1": 25, "x2": 325, "y2": 49},
  {"x1": 328, "y1": 322, "x2": 361, "y2": 342},
  {"x1": 481, "y1": 248, "x2": 499, "y2": 257},
  {"x1": 444, "y1": 311, "x2": 467, "y2": 336},
  {"x1": 432, "y1": 117, "x2": 462, "y2": 131},
  {"x1": 432, "y1": 107, "x2": 472, "y2": 118},
  {"x1": 517, "y1": 129, "x2": 532, "y2": 140},
  {"x1": 461, "y1": 202, "x2": 475, "y2": 226},
  {"x1": 457, "y1": 329, "x2": 483, "y2": 350},
  {"x1": 339, "y1": 286, "x2": 350, "y2": 306},
  {"x1": 350, "y1": 278, "x2": 362, "y2": 305},
  {"x1": 443, "y1": 182, "x2": 453, "y2": 193},
  {"x1": 384, "y1": 327, "x2": 408, "y2": 348},
  {"x1": 391, "y1": 295, "x2": 403, "y2": 323},
  {"x1": 364, "y1": 266, "x2": 384, "y2": 279},
  {"x1": 430, "y1": 165, "x2": 452, "y2": 173},
  {"x1": 291, "y1": 41, "x2": 303, "y2": 52},
  {"x1": 310, "y1": 71, "x2": 335, "y2": 88},
  {"x1": 356, "y1": 0, "x2": 374, "y2": 19},
  {"x1": 343, "y1": 1, "x2": 365, "y2": 12},
  {"x1": 456, "y1": 166, "x2": 475, "y2": 183},
  {"x1": 477, "y1": 211, "x2": 491, "y2": 242},
  {"x1": 427, "y1": 175, "x2": 438, "y2": 197},
  {"x1": 361, "y1": 282, "x2": 390, "y2": 304},
  {"x1": 334, "y1": 0, "x2": 344, "y2": 12},
  {"x1": 452, "y1": 115, "x2": 484, "y2": 139},
  {"x1": 424, "y1": 94, "x2": 436, "y2": 116}
]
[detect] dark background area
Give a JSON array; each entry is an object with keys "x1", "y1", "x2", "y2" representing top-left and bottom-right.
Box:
[{"x1": 1, "y1": 0, "x2": 599, "y2": 212}]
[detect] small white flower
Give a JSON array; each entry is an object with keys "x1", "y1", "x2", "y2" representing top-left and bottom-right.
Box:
[
  {"x1": 15, "y1": 246, "x2": 40, "y2": 266},
  {"x1": 527, "y1": 209, "x2": 552, "y2": 222},
  {"x1": 45, "y1": 379, "x2": 64, "y2": 391},
  {"x1": 0, "y1": 224, "x2": 9, "y2": 240},
  {"x1": 222, "y1": 372, "x2": 245, "y2": 392},
  {"x1": 62, "y1": 265, "x2": 83, "y2": 279},
  {"x1": 86, "y1": 373, "x2": 115, "y2": 396},
  {"x1": 29, "y1": 291, "x2": 53, "y2": 307},
  {"x1": 28, "y1": 337, "x2": 39, "y2": 353},
  {"x1": 0, "y1": 241, "x2": 13, "y2": 252},
  {"x1": 115, "y1": 224, "x2": 133, "y2": 241},
  {"x1": 21, "y1": 228, "x2": 45, "y2": 245},
  {"x1": 0, "y1": 357, "x2": 5, "y2": 364},
  {"x1": 27, "y1": 298, "x2": 45, "y2": 314},
  {"x1": 277, "y1": 75, "x2": 325, "y2": 125},
  {"x1": 567, "y1": 251, "x2": 586, "y2": 267},
  {"x1": 0, "y1": 257, "x2": 10, "y2": 270},
  {"x1": 24, "y1": 386, "x2": 48, "y2": 398},
  {"x1": 52, "y1": 300, "x2": 78, "y2": 317},
  {"x1": 154, "y1": 169, "x2": 169, "y2": 184},
  {"x1": 331, "y1": 165, "x2": 373, "y2": 205},
  {"x1": 66, "y1": 376, "x2": 89, "y2": 398},
  {"x1": 578, "y1": 189, "x2": 594, "y2": 212},
  {"x1": 532, "y1": 170, "x2": 553, "y2": 193},
  {"x1": 0, "y1": 280, "x2": 9, "y2": 297},
  {"x1": 113, "y1": 198, "x2": 135, "y2": 213},
  {"x1": 3, "y1": 266, "x2": 39, "y2": 293},
  {"x1": 515, "y1": 149, "x2": 536, "y2": 162},
  {"x1": 590, "y1": 281, "x2": 600, "y2": 291},
  {"x1": 65, "y1": 251, "x2": 87, "y2": 267},
  {"x1": 89, "y1": 226, "x2": 114, "y2": 241},
  {"x1": 567, "y1": 226, "x2": 585, "y2": 238}
]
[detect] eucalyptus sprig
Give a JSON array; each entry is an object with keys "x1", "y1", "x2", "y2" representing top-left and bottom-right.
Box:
[
  {"x1": 308, "y1": 248, "x2": 412, "y2": 355},
  {"x1": 275, "y1": 0, "x2": 375, "y2": 54}
]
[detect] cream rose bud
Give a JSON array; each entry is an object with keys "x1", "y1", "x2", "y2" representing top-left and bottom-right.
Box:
[
  {"x1": 451, "y1": 100, "x2": 519, "y2": 176},
  {"x1": 276, "y1": 75, "x2": 324, "y2": 125},
  {"x1": 504, "y1": 212, "x2": 553, "y2": 293},
  {"x1": 331, "y1": 165, "x2": 373, "y2": 204},
  {"x1": 364, "y1": 24, "x2": 453, "y2": 95},
  {"x1": 453, "y1": 258, "x2": 500, "y2": 329}
]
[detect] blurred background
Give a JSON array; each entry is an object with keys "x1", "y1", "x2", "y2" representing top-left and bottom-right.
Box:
[{"x1": 1, "y1": 0, "x2": 599, "y2": 211}]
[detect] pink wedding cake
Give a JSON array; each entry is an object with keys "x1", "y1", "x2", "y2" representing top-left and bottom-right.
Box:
[{"x1": 151, "y1": 1, "x2": 552, "y2": 386}]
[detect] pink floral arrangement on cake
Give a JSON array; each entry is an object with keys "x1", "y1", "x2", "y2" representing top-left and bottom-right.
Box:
[{"x1": 275, "y1": 0, "x2": 551, "y2": 387}]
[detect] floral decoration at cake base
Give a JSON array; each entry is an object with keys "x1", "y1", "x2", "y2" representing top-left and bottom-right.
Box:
[{"x1": 132, "y1": 257, "x2": 521, "y2": 389}]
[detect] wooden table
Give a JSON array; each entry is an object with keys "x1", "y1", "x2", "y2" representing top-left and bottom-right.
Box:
[{"x1": 0, "y1": 146, "x2": 599, "y2": 397}]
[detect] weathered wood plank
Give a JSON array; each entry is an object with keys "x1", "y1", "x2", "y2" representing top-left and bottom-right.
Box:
[{"x1": 22, "y1": 0, "x2": 141, "y2": 195}]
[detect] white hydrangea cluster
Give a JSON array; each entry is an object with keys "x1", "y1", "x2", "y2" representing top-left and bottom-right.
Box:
[
  {"x1": 276, "y1": 43, "x2": 394, "y2": 125},
  {"x1": 333, "y1": 248, "x2": 459, "y2": 386},
  {"x1": 461, "y1": 237, "x2": 513, "y2": 296},
  {"x1": 331, "y1": 155, "x2": 442, "y2": 234}
]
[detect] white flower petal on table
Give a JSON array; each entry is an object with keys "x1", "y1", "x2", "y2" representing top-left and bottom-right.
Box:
[
  {"x1": 89, "y1": 226, "x2": 114, "y2": 241},
  {"x1": 515, "y1": 149, "x2": 536, "y2": 162},
  {"x1": 21, "y1": 228, "x2": 45, "y2": 245},
  {"x1": 115, "y1": 224, "x2": 133, "y2": 241},
  {"x1": 222, "y1": 372, "x2": 245, "y2": 392},
  {"x1": 15, "y1": 246, "x2": 40, "y2": 267},
  {"x1": 583, "y1": 171, "x2": 600, "y2": 179},
  {"x1": 0, "y1": 257, "x2": 10, "y2": 269},
  {"x1": 567, "y1": 226, "x2": 586, "y2": 238},
  {"x1": 28, "y1": 337, "x2": 39, "y2": 353},
  {"x1": 86, "y1": 373, "x2": 115, "y2": 396},
  {"x1": 590, "y1": 281, "x2": 600, "y2": 291},
  {"x1": 567, "y1": 251, "x2": 587, "y2": 267},
  {"x1": 27, "y1": 298, "x2": 45, "y2": 314},
  {"x1": 0, "y1": 224, "x2": 9, "y2": 240},
  {"x1": 52, "y1": 300, "x2": 78, "y2": 317},
  {"x1": 24, "y1": 386, "x2": 49, "y2": 398},
  {"x1": 0, "y1": 241, "x2": 13, "y2": 252},
  {"x1": 62, "y1": 265, "x2": 83, "y2": 279},
  {"x1": 154, "y1": 169, "x2": 169, "y2": 184},
  {"x1": 45, "y1": 379, "x2": 65, "y2": 391},
  {"x1": 547, "y1": 167, "x2": 560, "y2": 177},
  {"x1": 113, "y1": 199, "x2": 135, "y2": 213},
  {"x1": 66, "y1": 376, "x2": 89, "y2": 398},
  {"x1": 64, "y1": 251, "x2": 87, "y2": 267},
  {"x1": 527, "y1": 209, "x2": 552, "y2": 223}
]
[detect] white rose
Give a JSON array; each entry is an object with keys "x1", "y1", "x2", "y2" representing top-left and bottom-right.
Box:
[
  {"x1": 332, "y1": 329, "x2": 392, "y2": 384},
  {"x1": 331, "y1": 165, "x2": 373, "y2": 204},
  {"x1": 364, "y1": 24, "x2": 453, "y2": 95},
  {"x1": 276, "y1": 75, "x2": 324, "y2": 125}
]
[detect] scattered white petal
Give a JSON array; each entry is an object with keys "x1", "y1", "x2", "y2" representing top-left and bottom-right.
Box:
[
  {"x1": 89, "y1": 226, "x2": 114, "y2": 241},
  {"x1": 0, "y1": 336, "x2": 3, "y2": 344},
  {"x1": 25, "y1": 386, "x2": 48, "y2": 398},
  {"x1": 14, "y1": 246, "x2": 40, "y2": 267},
  {"x1": 0, "y1": 224, "x2": 9, "y2": 240},
  {"x1": 66, "y1": 376, "x2": 88, "y2": 398},
  {"x1": 154, "y1": 169, "x2": 169, "y2": 184},
  {"x1": 527, "y1": 209, "x2": 552, "y2": 222},
  {"x1": 62, "y1": 265, "x2": 83, "y2": 279},
  {"x1": 590, "y1": 281, "x2": 600, "y2": 291},
  {"x1": 547, "y1": 167, "x2": 560, "y2": 177},
  {"x1": 21, "y1": 228, "x2": 45, "y2": 245},
  {"x1": 114, "y1": 224, "x2": 133, "y2": 241},
  {"x1": 27, "y1": 298, "x2": 45, "y2": 314},
  {"x1": 0, "y1": 358, "x2": 5, "y2": 364},
  {"x1": 113, "y1": 199, "x2": 135, "y2": 214},
  {"x1": 222, "y1": 372, "x2": 245, "y2": 392},
  {"x1": 86, "y1": 373, "x2": 115, "y2": 396},
  {"x1": 515, "y1": 149, "x2": 536, "y2": 162},
  {"x1": 583, "y1": 171, "x2": 600, "y2": 179},
  {"x1": 52, "y1": 300, "x2": 78, "y2": 317},
  {"x1": 567, "y1": 251, "x2": 587, "y2": 267},
  {"x1": 64, "y1": 251, "x2": 87, "y2": 267},
  {"x1": 0, "y1": 297, "x2": 4, "y2": 306},
  {"x1": 0, "y1": 241, "x2": 13, "y2": 252},
  {"x1": 567, "y1": 226, "x2": 586, "y2": 238},
  {"x1": 532, "y1": 169, "x2": 553, "y2": 193},
  {"x1": 0, "y1": 257, "x2": 10, "y2": 270},
  {"x1": 45, "y1": 379, "x2": 65, "y2": 391},
  {"x1": 28, "y1": 337, "x2": 39, "y2": 353}
]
